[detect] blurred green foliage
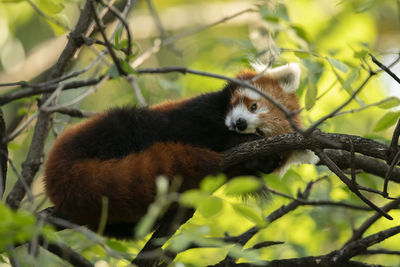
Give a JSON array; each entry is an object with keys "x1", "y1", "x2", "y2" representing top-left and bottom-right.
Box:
[{"x1": 1, "y1": 0, "x2": 400, "y2": 266}]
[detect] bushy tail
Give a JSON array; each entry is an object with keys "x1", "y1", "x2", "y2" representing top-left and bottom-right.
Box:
[{"x1": 44, "y1": 142, "x2": 222, "y2": 226}]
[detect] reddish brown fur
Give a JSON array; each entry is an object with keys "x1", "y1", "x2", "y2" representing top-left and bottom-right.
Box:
[
  {"x1": 150, "y1": 99, "x2": 186, "y2": 112},
  {"x1": 44, "y1": 68, "x2": 302, "y2": 232},
  {"x1": 45, "y1": 129, "x2": 222, "y2": 225}
]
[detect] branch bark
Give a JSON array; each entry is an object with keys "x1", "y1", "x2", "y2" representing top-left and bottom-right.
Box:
[{"x1": 6, "y1": 0, "x2": 94, "y2": 210}]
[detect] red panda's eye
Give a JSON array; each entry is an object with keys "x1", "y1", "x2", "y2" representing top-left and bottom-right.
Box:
[{"x1": 250, "y1": 103, "x2": 257, "y2": 112}]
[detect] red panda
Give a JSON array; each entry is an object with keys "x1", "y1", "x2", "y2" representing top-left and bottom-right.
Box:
[{"x1": 43, "y1": 63, "x2": 313, "y2": 237}]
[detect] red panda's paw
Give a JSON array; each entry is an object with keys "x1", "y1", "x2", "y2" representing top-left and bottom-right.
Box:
[
  {"x1": 225, "y1": 154, "x2": 282, "y2": 178},
  {"x1": 244, "y1": 154, "x2": 283, "y2": 175}
]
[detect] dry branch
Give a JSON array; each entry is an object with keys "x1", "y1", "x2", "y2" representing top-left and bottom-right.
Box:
[{"x1": 6, "y1": 0, "x2": 95, "y2": 210}]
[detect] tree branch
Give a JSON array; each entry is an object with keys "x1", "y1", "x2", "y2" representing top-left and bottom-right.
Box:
[
  {"x1": 0, "y1": 109, "x2": 7, "y2": 200},
  {"x1": 370, "y1": 53, "x2": 400, "y2": 85},
  {"x1": 0, "y1": 76, "x2": 105, "y2": 106},
  {"x1": 6, "y1": 0, "x2": 94, "y2": 210},
  {"x1": 345, "y1": 197, "x2": 400, "y2": 245}
]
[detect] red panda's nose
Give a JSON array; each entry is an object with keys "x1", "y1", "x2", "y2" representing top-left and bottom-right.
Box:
[{"x1": 235, "y1": 118, "x2": 247, "y2": 131}]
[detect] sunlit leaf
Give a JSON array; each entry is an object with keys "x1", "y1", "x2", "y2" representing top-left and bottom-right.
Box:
[
  {"x1": 120, "y1": 60, "x2": 136, "y2": 74},
  {"x1": 200, "y1": 175, "x2": 226, "y2": 193},
  {"x1": 259, "y1": 3, "x2": 290, "y2": 22},
  {"x1": 180, "y1": 190, "x2": 210, "y2": 208},
  {"x1": 377, "y1": 97, "x2": 400, "y2": 109},
  {"x1": 36, "y1": 0, "x2": 64, "y2": 14},
  {"x1": 305, "y1": 77, "x2": 317, "y2": 110},
  {"x1": 198, "y1": 196, "x2": 223, "y2": 217},
  {"x1": 373, "y1": 111, "x2": 400, "y2": 132},
  {"x1": 114, "y1": 26, "x2": 123, "y2": 47},
  {"x1": 294, "y1": 51, "x2": 310, "y2": 59},
  {"x1": 232, "y1": 203, "x2": 266, "y2": 226},
  {"x1": 342, "y1": 67, "x2": 360, "y2": 95},
  {"x1": 224, "y1": 177, "x2": 261, "y2": 196},
  {"x1": 354, "y1": 49, "x2": 369, "y2": 59},
  {"x1": 356, "y1": 0, "x2": 380, "y2": 13},
  {"x1": 327, "y1": 57, "x2": 349, "y2": 73},
  {"x1": 291, "y1": 25, "x2": 310, "y2": 42},
  {"x1": 106, "y1": 239, "x2": 130, "y2": 253}
]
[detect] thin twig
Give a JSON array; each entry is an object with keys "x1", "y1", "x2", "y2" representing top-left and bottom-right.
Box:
[
  {"x1": 90, "y1": 0, "x2": 125, "y2": 75},
  {"x1": 0, "y1": 109, "x2": 6, "y2": 200},
  {"x1": 126, "y1": 75, "x2": 147, "y2": 107},
  {"x1": 6, "y1": 84, "x2": 65, "y2": 142},
  {"x1": 305, "y1": 73, "x2": 375, "y2": 135},
  {"x1": 315, "y1": 149, "x2": 393, "y2": 220},
  {"x1": 384, "y1": 150, "x2": 400, "y2": 198},
  {"x1": 0, "y1": 76, "x2": 105, "y2": 106},
  {"x1": 7, "y1": 156, "x2": 34, "y2": 207},
  {"x1": 345, "y1": 197, "x2": 400, "y2": 248},
  {"x1": 388, "y1": 118, "x2": 400, "y2": 161},
  {"x1": 130, "y1": 8, "x2": 257, "y2": 68},
  {"x1": 370, "y1": 53, "x2": 400, "y2": 84},
  {"x1": 265, "y1": 186, "x2": 371, "y2": 211},
  {"x1": 335, "y1": 97, "x2": 398, "y2": 117},
  {"x1": 97, "y1": 0, "x2": 133, "y2": 56},
  {"x1": 360, "y1": 249, "x2": 400, "y2": 255},
  {"x1": 42, "y1": 75, "x2": 109, "y2": 113}
]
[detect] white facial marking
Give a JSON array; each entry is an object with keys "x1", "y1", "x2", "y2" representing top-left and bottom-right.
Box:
[
  {"x1": 250, "y1": 62, "x2": 301, "y2": 94},
  {"x1": 225, "y1": 103, "x2": 261, "y2": 134},
  {"x1": 239, "y1": 88, "x2": 261, "y2": 101}
]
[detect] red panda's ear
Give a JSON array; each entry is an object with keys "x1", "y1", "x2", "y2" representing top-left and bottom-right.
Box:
[{"x1": 252, "y1": 63, "x2": 301, "y2": 94}]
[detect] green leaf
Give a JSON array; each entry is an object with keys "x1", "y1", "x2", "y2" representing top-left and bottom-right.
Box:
[
  {"x1": 354, "y1": 49, "x2": 369, "y2": 59},
  {"x1": 232, "y1": 203, "x2": 266, "y2": 226},
  {"x1": 294, "y1": 51, "x2": 310, "y2": 59},
  {"x1": 120, "y1": 60, "x2": 136, "y2": 74},
  {"x1": 107, "y1": 65, "x2": 120, "y2": 79},
  {"x1": 117, "y1": 39, "x2": 129, "y2": 50},
  {"x1": 114, "y1": 26, "x2": 123, "y2": 47},
  {"x1": 200, "y1": 175, "x2": 226, "y2": 193},
  {"x1": 305, "y1": 77, "x2": 317, "y2": 110},
  {"x1": 180, "y1": 190, "x2": 210, "y2": 208},
  {"x1": 342, "y1": 67, "x2": 360, "y2": 95},
  {"x1": 106, "y1": 239, "x2": 130, "y2": 253},
  {"x1": 36, "y1": 0, "x2": 64, "y2": 14},
  {"x1": 373, "y1": 111, "x2": 400, "y2": 132},
  {"x1": 377, "y1": 97, "x2": 400, "y2": 109},
  {"x1": 259, "y1": 4, "x2": 290, "y2": 22},
  {"x1": 291, "y1": 25, "x2": 310, "y2": 42},
  {"x1": 356, "y1": 0, "x2": 380, "y2": 13},
  {"x1": 198, "y1": 196, "x2": 223, "y2": 218},
  {"x1": 224, "y1": 177, "x2": 261, "y2": 196},
  {"x1": 327, "y1": 57, "x2": 349, "y2": 73}
]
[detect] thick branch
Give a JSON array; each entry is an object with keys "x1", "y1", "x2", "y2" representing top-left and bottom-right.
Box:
[
  {"x1": 333, "y1": 225, "x2": 400, "y2": 262},
  {"x1": 324, "y1": 149, "x2": 400, "y2": 183},
  {"x1": 221, "y1": 130, "x2": 389, "y2": 170},
  {"x1": 6, "y1": 0, "x2": 94, "y2": 210}
]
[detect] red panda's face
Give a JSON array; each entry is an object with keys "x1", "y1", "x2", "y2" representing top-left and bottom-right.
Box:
[
  {"x1": 225, "y1": 88, "x2": 271, "y2": 136},
  {"x1": 225, "y1": 63, "x2": 302, "y2": 137}
]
